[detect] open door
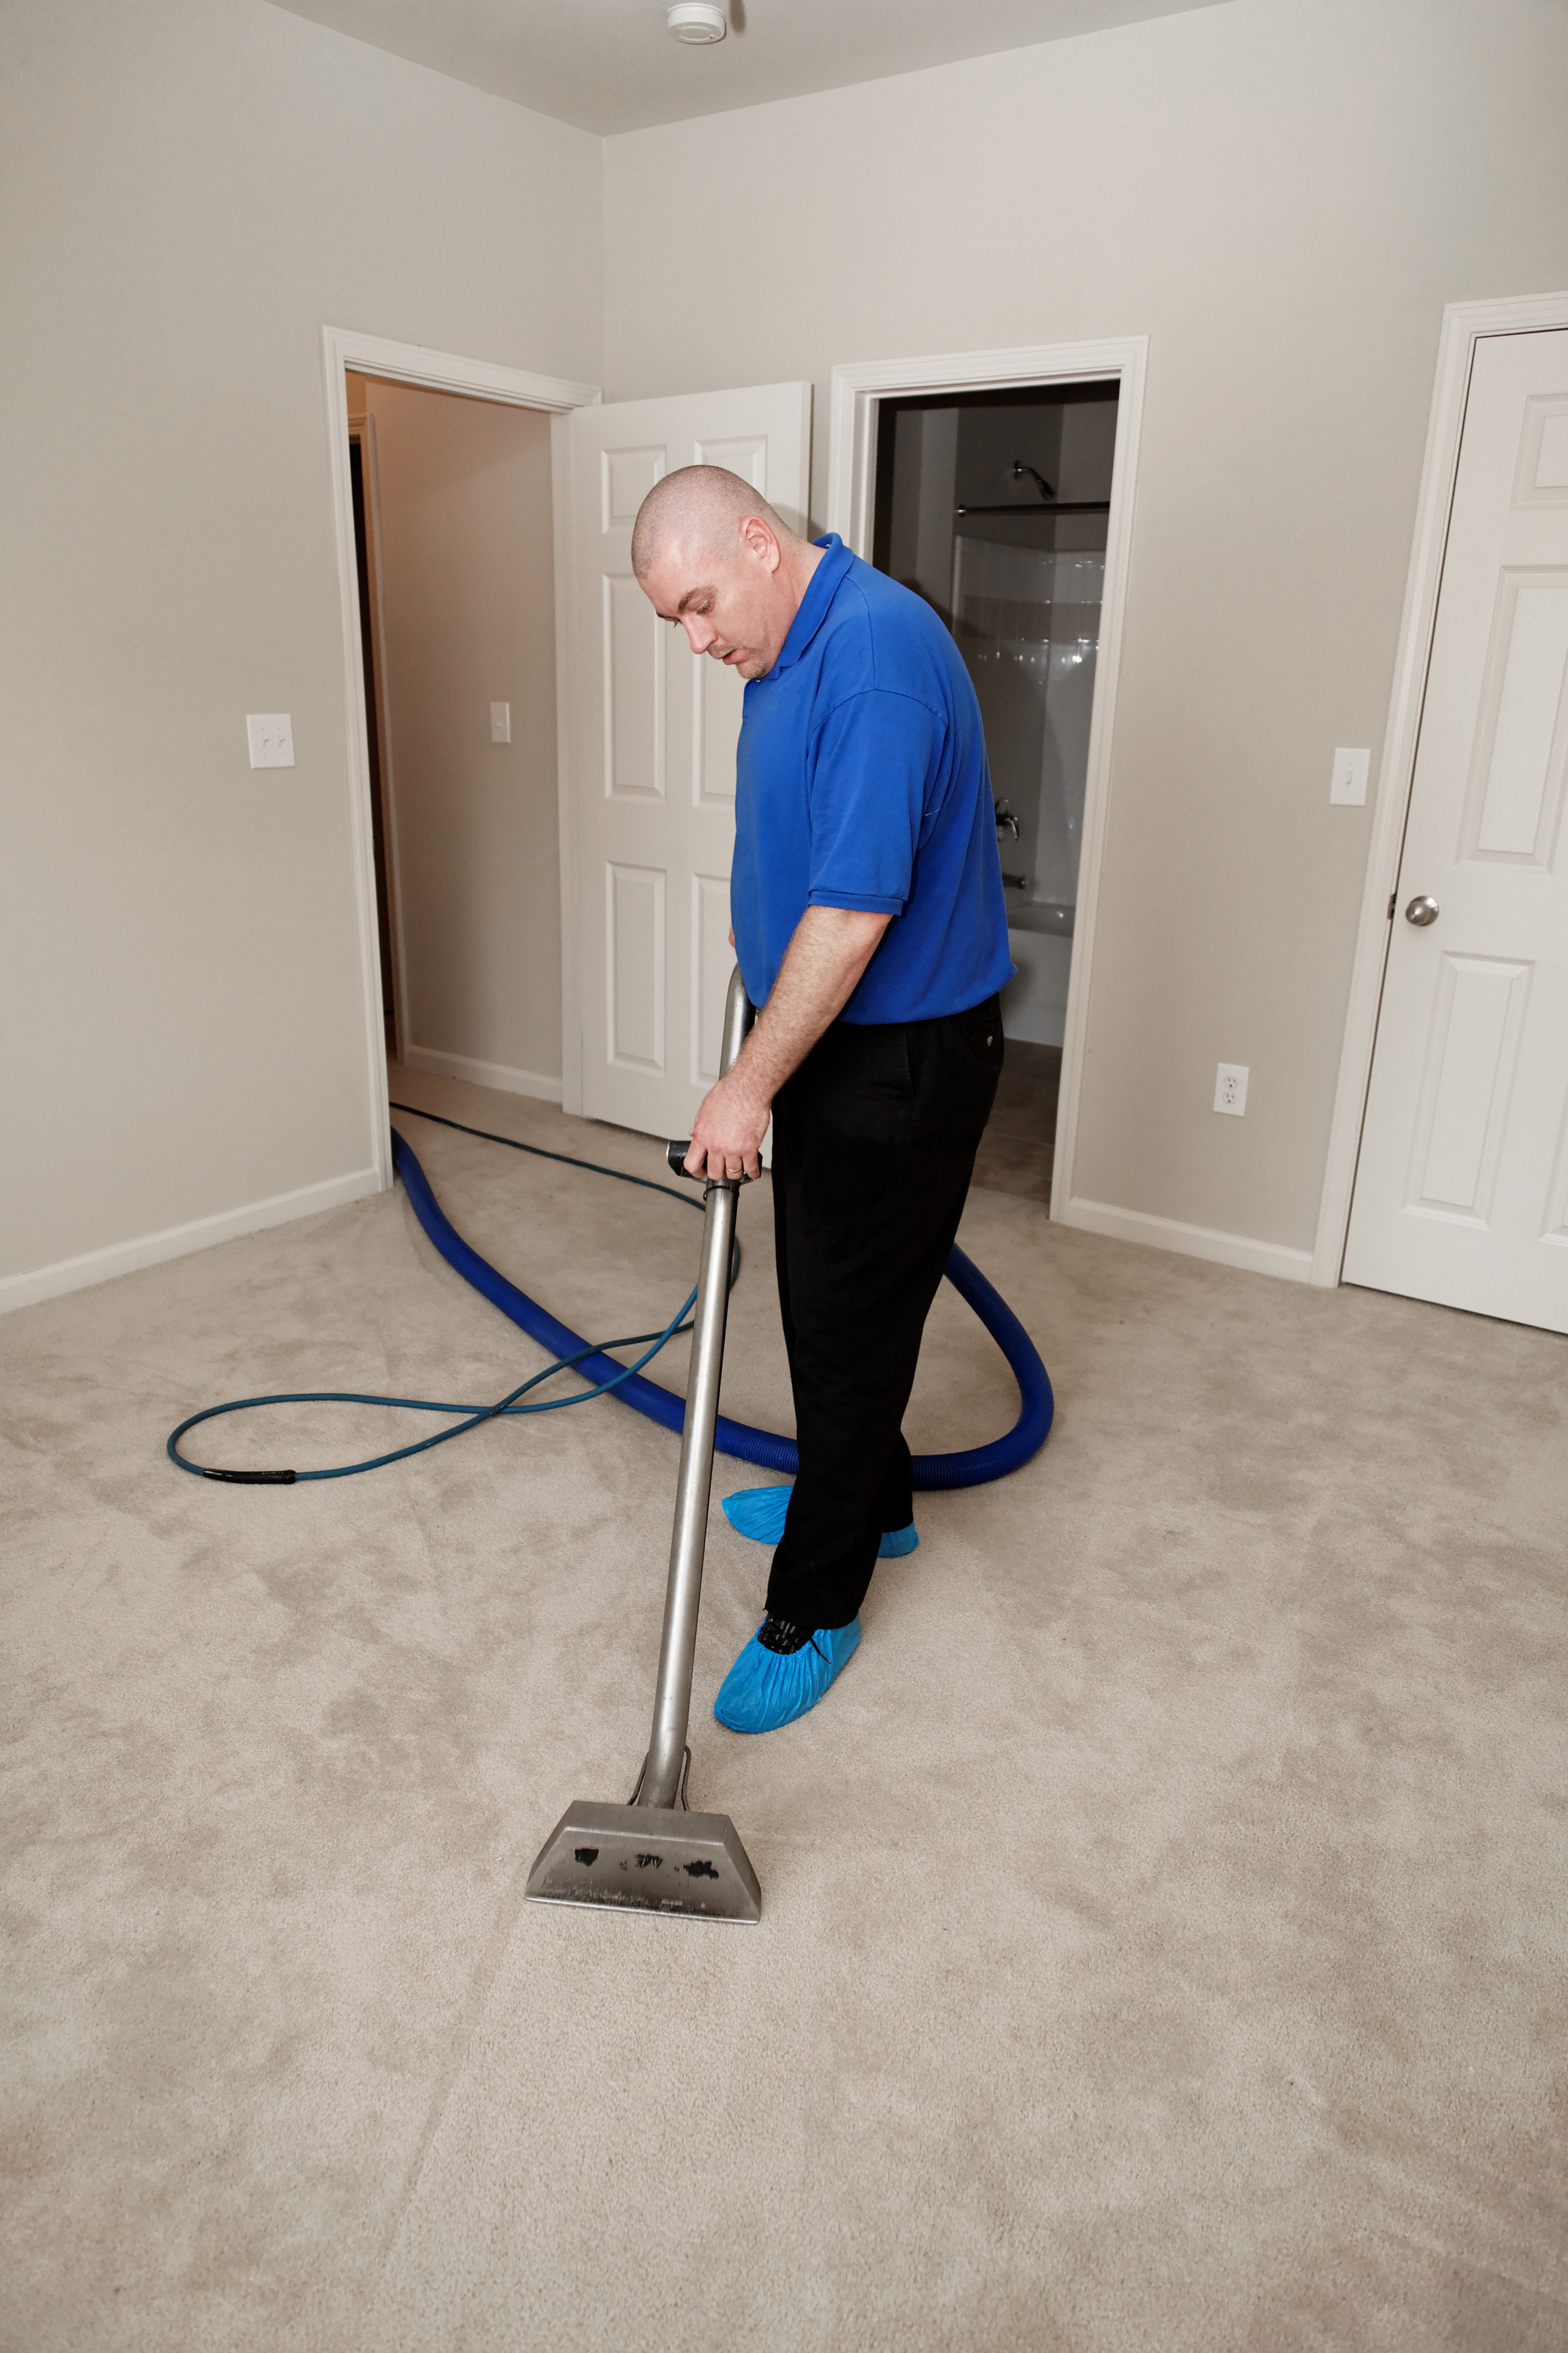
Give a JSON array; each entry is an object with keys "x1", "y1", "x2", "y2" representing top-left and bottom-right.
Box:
[{"x1": 559, "y1": 383, "x2": 812, "y2": 1135}]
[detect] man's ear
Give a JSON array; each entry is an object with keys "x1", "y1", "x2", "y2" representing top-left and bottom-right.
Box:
[{"x1": 740, "y1": 515, "x2": 782, "y2": 572}]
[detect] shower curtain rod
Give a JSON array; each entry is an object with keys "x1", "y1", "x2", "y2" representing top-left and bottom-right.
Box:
[{"x1": 954, "y1": 500, "x2": 1112, "y2": 516}]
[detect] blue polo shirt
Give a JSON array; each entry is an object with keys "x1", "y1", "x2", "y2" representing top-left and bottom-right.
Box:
[{"x1": 730, "y1": 536, "x2": 1014, "y2": 1025}]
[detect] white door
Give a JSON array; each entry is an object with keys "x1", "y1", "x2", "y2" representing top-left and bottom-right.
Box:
[
  {"x1": 562, "y1": 383, "x2": 811, "y2": 1137},
  {"x1": 1345, "y1": 329, "x2": 1568, "y2": 1332}
]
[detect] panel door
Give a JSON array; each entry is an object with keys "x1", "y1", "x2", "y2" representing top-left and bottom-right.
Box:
[
  {"x1": 564, "y1": 383, "x2": 811, "y2": 1137},
  {"x1": 1345, "y1": 329, "x2": 1568, "y2": 1331}
]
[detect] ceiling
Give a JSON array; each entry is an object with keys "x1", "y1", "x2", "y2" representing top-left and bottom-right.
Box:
[{"x1": 271, "y1": 0, "x2": 1228, "y2": 137}]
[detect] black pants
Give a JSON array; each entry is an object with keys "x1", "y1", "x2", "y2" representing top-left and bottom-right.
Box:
[{"x1": 763, "y1": 995, "x2": 1004, "y2": 1632}]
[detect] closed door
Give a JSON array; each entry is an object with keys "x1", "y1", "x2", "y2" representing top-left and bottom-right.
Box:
[
  {"x1": 563, "y1": 382, "x2": 811, "y2": 1137},
  {"x1": 1345, "y1": 329, "x2": 1568, "y2": 1332}
]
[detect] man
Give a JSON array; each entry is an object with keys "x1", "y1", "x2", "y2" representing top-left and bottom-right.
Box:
[{"x1": 631, "y1": 466, "x2": 1012, "y2": 1735}]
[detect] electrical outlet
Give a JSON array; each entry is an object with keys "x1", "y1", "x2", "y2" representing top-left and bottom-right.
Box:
[
  {"x1": 1214, "y1": 1062, "x2": 1248, "y2": 1116},
  {"x1": 490, "y1": 701, "x2": 511, "y2": 745},
  {"x1": 246, "y1": 713, "x2": 295, "y2": 769},
  {"x1": 1329, "y1": 746, "x2": 1370, "y2": 805}
]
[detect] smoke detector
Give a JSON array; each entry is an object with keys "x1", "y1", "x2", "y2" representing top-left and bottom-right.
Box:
[{"x1": 666, "y1": 2, "x2": 727, "y2": 42}]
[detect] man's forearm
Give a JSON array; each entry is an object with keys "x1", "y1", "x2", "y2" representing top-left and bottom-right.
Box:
[
  {"x1": 734, "y1": 905, "x2": 891, "y2": 1101},
  {"x1": 684, "y1": 904, "x2": 891, "y2": 1177}
]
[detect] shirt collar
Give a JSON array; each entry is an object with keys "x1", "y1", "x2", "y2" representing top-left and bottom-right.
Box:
[{"x1": 766, "y1": 535, "x2": 854, "y2": 677}]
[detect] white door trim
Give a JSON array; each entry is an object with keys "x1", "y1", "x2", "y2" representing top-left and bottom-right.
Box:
[
  {"x1": 321, "y1": 326, "x2": 600, "y2": 1188},
  {"x1": 827, "y1": 337, "x2": 1147, "y2": 1223},
  {"x1": 1312, "y1": 290, "x2": 1568, "y2": 1287}
]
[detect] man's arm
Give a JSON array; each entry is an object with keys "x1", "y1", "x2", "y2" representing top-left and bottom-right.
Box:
[{"x1": 684, "y1": 905, "x2": 892, "y2": 1179}]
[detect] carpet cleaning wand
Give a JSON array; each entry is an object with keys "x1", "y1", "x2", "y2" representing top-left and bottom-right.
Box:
[{"x1": 524, "y1": 969, "x2": 763, "y2": 1924}]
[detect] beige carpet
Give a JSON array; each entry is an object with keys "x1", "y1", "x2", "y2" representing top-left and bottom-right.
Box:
[{"x1": 3, "y1": 1063, "x2": 1566, "y2": 2353}]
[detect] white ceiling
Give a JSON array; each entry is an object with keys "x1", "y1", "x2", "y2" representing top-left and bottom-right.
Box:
[{"x1": 271, "y1": 0, "x2": 1228, "y2": 137}]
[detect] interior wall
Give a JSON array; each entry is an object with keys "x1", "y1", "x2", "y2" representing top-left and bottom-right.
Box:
[
  {"x1": 600, "y1": 0, "x2": 1568, "y2": 1257},
  {"x1": 347, "y1": 376, "x2": 561, "y2": 1093},
  {"x1": 0, "y1": 0, "x2": 599, "y2": 1300}
]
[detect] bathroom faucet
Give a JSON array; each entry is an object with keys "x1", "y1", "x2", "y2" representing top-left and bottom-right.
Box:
[{"x1": 994, "y1": 799, "x2": 1021, "y2": 840}]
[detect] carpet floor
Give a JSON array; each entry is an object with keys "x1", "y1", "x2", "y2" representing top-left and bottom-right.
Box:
[{"x1": 3, "y1": 1063, "x2": 1566, "y2": 2353}]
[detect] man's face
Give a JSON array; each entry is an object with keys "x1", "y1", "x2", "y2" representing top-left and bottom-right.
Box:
[{"x1": 638, "y1": 517, "x2": 797, "y2": 682}]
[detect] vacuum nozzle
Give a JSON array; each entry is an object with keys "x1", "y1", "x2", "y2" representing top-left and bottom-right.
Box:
[{"x1": 525, "y1": 1800, "x2": 761, "y2": 1923}]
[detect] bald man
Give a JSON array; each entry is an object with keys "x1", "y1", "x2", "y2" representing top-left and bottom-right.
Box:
[{"x1": 633, "y1": 466, "x2": 1012, "y2": 1735}]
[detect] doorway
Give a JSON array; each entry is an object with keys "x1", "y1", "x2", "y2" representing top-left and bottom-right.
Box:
[
  {"x1": 344, "y1": 370, "x2": 563, "y2": 1108},
  {"x1": 323, "y1": 329, "x2": 599, "y2": 1192},
  {"x1": 828, "y1": 338, "x2": 1146, "y2": 1226},
  {"x1": 868, "y1": 380, "x2": 1119, "y2": 1204}
]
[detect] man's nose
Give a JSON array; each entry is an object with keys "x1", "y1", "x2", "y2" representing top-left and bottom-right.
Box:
[{"x1": 682, "y1": 615, "x2": 717, "y2": 654}]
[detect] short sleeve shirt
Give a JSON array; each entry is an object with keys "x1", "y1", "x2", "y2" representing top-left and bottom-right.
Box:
[{"x1": 730, "y1": 537, "x2": 1014, "y2": 1025}]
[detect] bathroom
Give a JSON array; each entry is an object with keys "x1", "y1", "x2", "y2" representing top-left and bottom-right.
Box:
[{"x1": 871, "y1": 380, "x2": 1119, "y2": 1193}]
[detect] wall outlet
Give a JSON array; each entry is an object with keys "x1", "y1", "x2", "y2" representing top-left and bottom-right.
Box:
[
  {"x1": 490, "y1": 701, "x2": 511, "y2": 745},
  {"x1": 1214, "y1": 1062, "x2": 1248, "y2": 1116},
  {"x1": 246, "y1": 713, "x2": 295, "y2": 769},
  {"x1": 1329, "y1": 746, "x2": 1370, "y2": 805}
]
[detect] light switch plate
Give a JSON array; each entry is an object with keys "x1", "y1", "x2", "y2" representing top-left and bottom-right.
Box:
[
  {"x1": 1214, "y1": 1063, "x2": 1248, "y2": 1116},
  {"x1": 490, "y1": 701, "x2": 511, "y2": 745},
  {"x1": 1329, "y1": 746, "x2": 1370, "y2": 805},
  {"x1": 247, "y1": 713, "x2": 295, "y2": 768}
]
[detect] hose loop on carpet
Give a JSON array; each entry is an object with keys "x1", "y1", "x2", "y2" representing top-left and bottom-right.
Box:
[
  {"x1": 393, "y1": 1127, "x2": 1052, "y2": 1492},
  {"x1": 166, "y1": 1111, "x2": 1052, "y2": 1490}
]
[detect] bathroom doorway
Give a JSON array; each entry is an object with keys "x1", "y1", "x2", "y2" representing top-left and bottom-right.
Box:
[{"x1": 869, "y1": 380, "x2": 1119, "y2": 1203}]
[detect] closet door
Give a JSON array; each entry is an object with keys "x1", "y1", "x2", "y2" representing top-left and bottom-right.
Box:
[
  {"x1": 1345, "y1": 330, "x2": 1568, "y2": 1331},
  {"x1": 560, "y1": 383, "x2": 811, "y2": 1137}
]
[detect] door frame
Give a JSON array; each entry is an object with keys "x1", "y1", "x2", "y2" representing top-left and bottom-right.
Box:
[
  {"x1": 1312, "y1": 289, "x2": 1568, "y2": 1287},
  {"x1": 321, "y1": 325, "x2": 599, "y2": 1191},
  {"x1": 827, "y1": 336, "x2": 1148, "y2": 1221}
]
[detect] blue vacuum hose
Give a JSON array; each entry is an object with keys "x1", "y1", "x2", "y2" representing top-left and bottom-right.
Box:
[
  {"x1": 394, "y1": 1130, "x2": 1052, "y2": 1491},
  {"x1": 167, "y1": 1111, "x2": 1051, "y2": 1488}
]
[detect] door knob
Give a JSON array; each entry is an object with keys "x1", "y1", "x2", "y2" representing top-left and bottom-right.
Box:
[{"x1": 1404, "y1": 895, "x2": 1439, "y2": 927}]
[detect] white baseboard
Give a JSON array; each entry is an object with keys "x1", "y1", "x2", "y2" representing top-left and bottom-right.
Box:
[
  {"x1": 1058, "y1": 1196, "x2": 1314, "y2": 1283},
  {"x1": 400, "y1": 1045, "x2": 564, "y2": 1104},
  {"x1": 0, "y1": 1165, "x2": 383, "y2": 1317}
]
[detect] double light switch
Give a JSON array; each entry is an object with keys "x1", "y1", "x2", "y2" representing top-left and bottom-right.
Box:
[{"x1": 247, "y1": 714, "x2": 295, "y2": 768}]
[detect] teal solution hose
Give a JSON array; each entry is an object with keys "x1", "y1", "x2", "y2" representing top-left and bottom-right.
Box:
[{"x1": 168, "y1": 1106, "x2": 1053, "y2": 1488}]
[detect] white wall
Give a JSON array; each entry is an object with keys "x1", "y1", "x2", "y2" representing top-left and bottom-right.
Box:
[
  {"x1": 0, "y1": 0, "x2": 600, "y2": 1302},
  {"x1": 600, "y1": 0, "x2": 1568, "y2": 1257},
  {"x1": 348, "y1": 376, "x2": 562, "y2": 1095},
  {"x1": 6, "y1": 0, "x2": 1566, "y2": 1304}
]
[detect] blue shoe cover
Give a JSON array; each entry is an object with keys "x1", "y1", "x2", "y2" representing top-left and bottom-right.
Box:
[
  {"x1": 714, "y1": 1619, "x2": 862, "y2": 1734},
  {"x1": 721, "y1": 1484, "x2": 792, "y2": 1544},
  {"x1": 721, "y1": 1485, "x2": 919, "y2": 1559}
]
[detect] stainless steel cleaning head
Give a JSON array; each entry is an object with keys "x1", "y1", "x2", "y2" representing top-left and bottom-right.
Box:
[{"x1": 524, "y1": 1799, "x2": 760, "y2": 1923}]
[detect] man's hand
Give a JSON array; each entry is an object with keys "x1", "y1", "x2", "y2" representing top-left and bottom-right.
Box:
[
  {"x1": 683, "y1": 905, "x2": 892, "y2": 1181},
  {"x1": 684, "y1": 1065, "x2": 772, "y2": 1182}
]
